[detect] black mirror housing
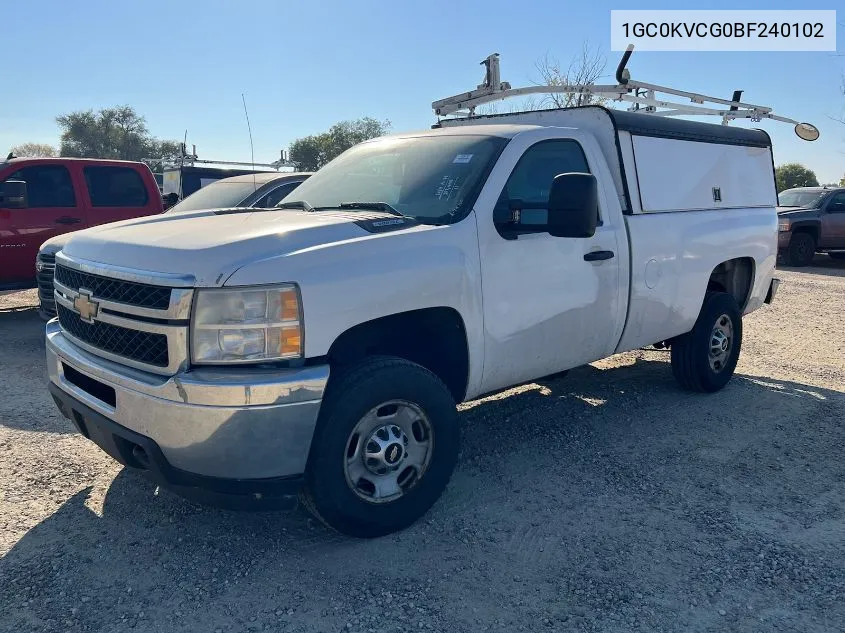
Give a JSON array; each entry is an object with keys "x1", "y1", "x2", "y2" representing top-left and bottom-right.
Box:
[
  {"x1": 547, "y1": 173, "x2": 598, "y2": 238},
  {"x1": 1, "y1": 180, "x2": 28, "y2": 209}
]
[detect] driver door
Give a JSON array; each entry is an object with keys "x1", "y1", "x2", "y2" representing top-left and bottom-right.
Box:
[
  {"x1": 475, "y1": 129, "x2": 625, "y2": 394},
  {"x1": 820, "y1": 192, "x2": 845, "y2": 247},
  {"x1": 1, "y1": 164, "x2": 83, "y2": 285}
]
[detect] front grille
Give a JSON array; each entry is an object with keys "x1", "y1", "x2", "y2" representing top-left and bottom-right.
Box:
[
  {"x1": 57, "y1": 304, "x2": 169, "y2": 367},
  {"x1": 37, "y1": 270, "x2": 55, "y2": 298},
  {"x1": 55, "y1": 265, "x2": 172, "y2": 309}
]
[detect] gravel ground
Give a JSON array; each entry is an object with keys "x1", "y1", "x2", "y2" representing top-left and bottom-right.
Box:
[{"x1": 1, "y1": 255, "x2": 843, "y2": 633}]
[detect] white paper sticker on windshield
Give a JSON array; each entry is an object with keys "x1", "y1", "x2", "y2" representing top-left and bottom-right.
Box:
[
  {"x1": 453, "y1": 154, "x2": 473, "y2": 164},
  {"x1": 436, "y1": 175, "x2": 460, "y2": 200}
]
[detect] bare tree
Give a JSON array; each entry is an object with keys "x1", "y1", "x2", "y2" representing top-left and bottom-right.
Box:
[
  {"x1": 533, "y1": 43, "x2": 607, "y2": 109},
  {"x1": 8, "y1": 142, "x2": 57, "y2": 157},
  {"x1": 475, "y1": 101, "x2": 531, "y2": 116},
  {"x1": 457, "y1": 43, "x2": 608, "y2": 117}
]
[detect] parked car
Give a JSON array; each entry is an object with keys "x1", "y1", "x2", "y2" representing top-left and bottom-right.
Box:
[
  {"x1": 36, "y1": 171, "x2": 311, "y2": 318},
  {"x1": 46, "y1": 107, "x2": 780, "y2": 537},
  {"x1": 777, "y1": 186, "x2": 845, "y2": 266},
  {"x1": 163, "y1": 171, "x2": 312, "y2": 214},
  {"x1": 0, "y1": 157, "x2": 162, "y2": 292}
]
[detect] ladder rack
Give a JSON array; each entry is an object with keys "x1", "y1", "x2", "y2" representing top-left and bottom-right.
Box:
[
  {"x1": 432, "y1": 45, "x2": 819, "y2": 141},
  {"x1": 143, "y1": 145, "x2": 297, "y2": 172}
]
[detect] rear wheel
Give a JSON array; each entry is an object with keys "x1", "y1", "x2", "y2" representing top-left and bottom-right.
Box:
[
  {"x1": 671, "y1": 292, "x2": 742, "y2": 393},
  {"x1": 302, "y1": 357, "x2": 459, "y2": 538},
  {"x1": 786, "y1": 232, "x2": 816, "y2": 267}
]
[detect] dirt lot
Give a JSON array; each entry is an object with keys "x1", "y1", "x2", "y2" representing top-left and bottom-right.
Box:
[{"x1": 1, "y1": 256, "x2": 843, "y2": 633}]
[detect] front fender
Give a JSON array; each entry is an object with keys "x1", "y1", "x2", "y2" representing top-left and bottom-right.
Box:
[
  {"x1": 785, "y1": 219, "x2": 820, "y2": 237},
  {"x1": 223, "y1": 217, "x2": 486, "y2": 395}
]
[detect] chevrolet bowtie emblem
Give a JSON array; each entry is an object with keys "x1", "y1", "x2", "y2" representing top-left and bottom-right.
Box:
[{"x1": 73, "y1": 291, "x2": 99, "y2": 323}]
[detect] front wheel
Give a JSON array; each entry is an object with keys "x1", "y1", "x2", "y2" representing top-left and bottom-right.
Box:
[
  {"x1": 786, "y1": 232, "x2": 816, "y2": 267},
  {"x1": 671, "y1": 292, "x2": 742, "y2": 393},
  {"x1": 302, "y1": 357, "x2": 459, "y2": 538}
]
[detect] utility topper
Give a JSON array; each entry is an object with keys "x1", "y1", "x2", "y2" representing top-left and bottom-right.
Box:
[{"x1": 432, "y1": 45, "x2": 820, "y2": 142}]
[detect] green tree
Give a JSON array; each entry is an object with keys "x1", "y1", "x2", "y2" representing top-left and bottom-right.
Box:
[
  {"x1": 56, "y1": 105, "x2": 180, "y2": 169},
  {"x1": 289, "y1": 117, "x2": 390, "y2": 171},
  {"x1": 775, "y1": 163, "x2": 819, "y2": 192},
  {"x1": 8, "y1": 142, "x2": 58, "y2": 157}
]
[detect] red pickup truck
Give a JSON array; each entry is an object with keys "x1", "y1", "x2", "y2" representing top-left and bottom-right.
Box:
[{"x1": 0, "y1": 157, "x2": 162, "y2": 290}]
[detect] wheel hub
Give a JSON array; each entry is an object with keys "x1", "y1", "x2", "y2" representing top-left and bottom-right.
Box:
[
  {"x1": 363, "y1": 425, "x2": 409, "y2": 475},
  {"x1": 343, "y1": 400, "x2": 434, "y2": 504},
  {"x1": 708, "y1": 314, "x2": 734, "y2": 373}
]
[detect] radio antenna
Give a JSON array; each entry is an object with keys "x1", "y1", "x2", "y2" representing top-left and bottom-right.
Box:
[{"x1": 241, "y1": 93, "x2": 257, "y2": 193}]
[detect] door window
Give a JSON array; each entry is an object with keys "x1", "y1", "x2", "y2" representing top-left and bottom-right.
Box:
[
  {"x1": 260, "y1": 181, "x2": 302, "y2": 208},
  {"x1": 83, "y1": 166, "x2": 149, "y2": 207},
  {"x1": 5, "y1": 165, "x2": 76, "y2": 207},
  {"x1": 827, "y1": 192, "x2": 845, "y2": 213},
  {"x1": 494, "y1": 139, "x2": 592, "y2": 236}
]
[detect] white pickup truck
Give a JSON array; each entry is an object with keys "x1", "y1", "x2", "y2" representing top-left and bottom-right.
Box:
[{"x1": 46, "y1": 59, "x2": 800, "y2": 535}]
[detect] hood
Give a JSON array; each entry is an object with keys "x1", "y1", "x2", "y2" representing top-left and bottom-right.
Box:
[
  {"x1": 776, "y1": 207, "x2": 820, "y2": 218},
  {"x1": 40, "y1": 231, "x2": 76, "y2": 254},
  {"x1": 61, "y1": 207, "x2": 421, "y2": 286}
]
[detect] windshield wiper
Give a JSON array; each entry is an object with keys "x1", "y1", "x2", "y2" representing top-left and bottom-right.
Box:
[
  {"x1": 338, "y1": 202, "x2": 407, "y2": 218},
  {"x1": 276, "y1": 200, "x2": 314, "y2": 212}
]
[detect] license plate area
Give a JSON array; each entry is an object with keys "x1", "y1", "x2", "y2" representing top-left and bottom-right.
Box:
[{"x1": 62, "y1": 362, "x2": 117, "y2": 407}]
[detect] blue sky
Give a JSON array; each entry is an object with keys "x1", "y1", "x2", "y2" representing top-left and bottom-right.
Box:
[{"x1": 3, "y1": 0, "x2": 843, "y2": 183}]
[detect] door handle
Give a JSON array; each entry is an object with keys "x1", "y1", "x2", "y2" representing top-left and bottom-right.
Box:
[
  {"x1": 55, "y1": 216, "x2": 82, "y2": 225},
  {"x1": 584, "y1": 250, "x2": 615, "y2": 262}
]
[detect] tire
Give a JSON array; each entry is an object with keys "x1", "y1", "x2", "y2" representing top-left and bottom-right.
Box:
[
  {"x1": 671, "y1": 292, "x2": 742, "y2": 393},
  {"x1": 302, "y1": 356, "x2": 459, "y2": 538},
  {"x1": 785, "y1": 232, "x2": 816, "y2": 267},
  {"x1": 829, "y1": 252, "x2": 845, "y2": 261}
]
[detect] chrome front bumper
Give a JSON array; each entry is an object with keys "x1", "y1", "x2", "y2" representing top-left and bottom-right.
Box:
[{"x1": 46, "y1": 319, "x2": 329, "y2": 481}]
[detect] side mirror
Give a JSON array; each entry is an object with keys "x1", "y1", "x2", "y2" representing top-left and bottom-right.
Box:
[
  {"x1": 0, "y1": 180, "x2": 28, "y2": 209},
  {"x1": 547, "y1": 172, "x2": 598, "y2": 238}
]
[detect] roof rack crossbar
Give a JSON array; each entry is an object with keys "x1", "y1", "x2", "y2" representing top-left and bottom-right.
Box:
[{"x1": 432, "y1": 45, "x2": 819, "y2": 141}]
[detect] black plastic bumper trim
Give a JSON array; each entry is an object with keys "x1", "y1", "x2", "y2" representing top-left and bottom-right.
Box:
[{"x1": 765, "y1": 278, "x2": 780, "y2": 304}]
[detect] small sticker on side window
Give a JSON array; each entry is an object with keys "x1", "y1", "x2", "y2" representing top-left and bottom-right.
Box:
[{"x1": 452, "y1": 154, "x2": 473, "y2": 164}]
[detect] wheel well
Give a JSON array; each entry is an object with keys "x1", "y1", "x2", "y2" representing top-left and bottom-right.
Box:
[
  {"x1": 707, "y1": 257, "x2": 755, "y2": 310},
  {"x1": 791, "y1": 225, "x2": 819, "y2": 243},
  {"x1": 327, "y1": 308, "x2": 470, "y2": 402}
]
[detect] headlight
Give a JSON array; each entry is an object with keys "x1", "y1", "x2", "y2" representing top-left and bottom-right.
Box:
[
  {"x1": 191, "y1": 285, "x2": 302, "y2": 364},
  {"x1": 778, "y1": 221, "x2": 791, "y2": 232}
]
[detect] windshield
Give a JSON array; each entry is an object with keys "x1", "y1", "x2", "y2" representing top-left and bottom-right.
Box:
[
  {"x1": 778, "y1": 190, "x2": 825, "y2": 208},
  {"x1": 282, "y1": 135, "x2": 507, "y2": 223},
  {"x1": 166, "y1": 180, "x2": 261, "y2": 213}
]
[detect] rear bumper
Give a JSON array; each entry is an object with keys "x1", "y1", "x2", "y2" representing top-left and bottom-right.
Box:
[{"x1": 46, "y1": 319, "x2": 329, "y2": 490}]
